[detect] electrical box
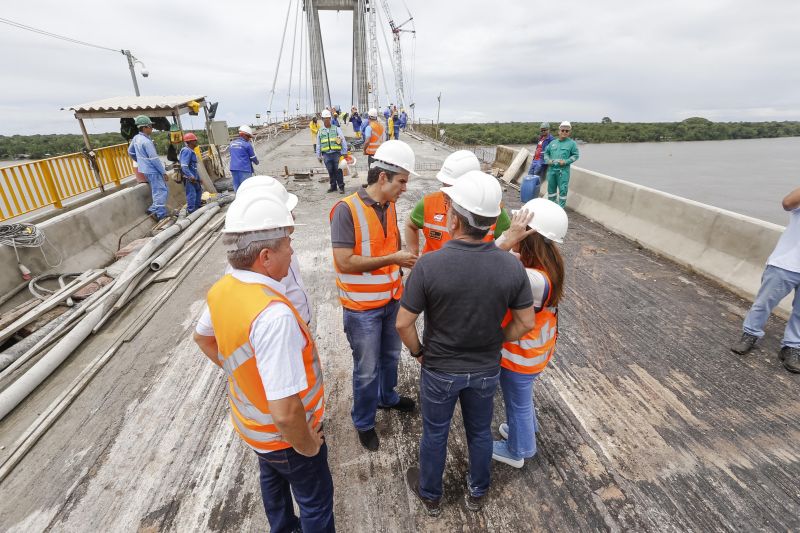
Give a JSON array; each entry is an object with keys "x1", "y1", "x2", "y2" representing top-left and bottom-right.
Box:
[{"x1": 209, "y1": 120, "x2": 230, "y2": 146}]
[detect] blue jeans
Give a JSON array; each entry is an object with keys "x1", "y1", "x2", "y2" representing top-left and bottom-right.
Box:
[
  {"x1": 323, "y1": 152, "x2": 344, "y2": 190},
  {"x1": 256, "y1": 443, "x2": 335, "y2": 533},
  {"x1": 743, "y1": 264, "x2": 800, "y2": 348},
  {"x1": 394, "y1": 127, "x2": 401, "y2": 140},
  {"x1": 184, "y1": 180, "x2": 202, "y2": 213},
  {"x1": 144, "y1": 172, "x2": 168, "y2": 219},
  {"x1": 231, "y1": 170, "x2": 252, "y2": 192},
  {"x1": 343, "y1": 299, "x2": 401, "y2": 431},
  {"x1": 500, "y1": 367, "x2": 540, "y2": 459},
  {"x1": 418, "y1": 366, "x2": 500, "y2": 500}
]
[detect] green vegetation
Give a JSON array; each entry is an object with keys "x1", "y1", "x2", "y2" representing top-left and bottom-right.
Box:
[
  {"x1": 415, "y1": 118, "x2": 800, "y2": 145},
  {"x1": 0, "y1": 130, "x2": 210, "y2": 160}
]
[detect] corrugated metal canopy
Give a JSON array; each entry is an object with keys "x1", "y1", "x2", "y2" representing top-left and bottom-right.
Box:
[{"x1": 66, "y1": 95, "x2": 206, "y2": 119}]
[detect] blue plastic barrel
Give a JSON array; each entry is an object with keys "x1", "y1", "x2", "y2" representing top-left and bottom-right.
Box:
[{"x1": 520, "y1": 174, "x2": 541, "y2": 203}]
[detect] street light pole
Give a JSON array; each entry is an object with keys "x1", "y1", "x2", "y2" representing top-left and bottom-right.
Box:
[{"x1": 122, "y1": 50, "x2": 140, "y2": 96}]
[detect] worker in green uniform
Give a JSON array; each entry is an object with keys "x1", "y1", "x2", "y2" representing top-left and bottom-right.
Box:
[{"x1": 543, "y1": 121, "x2": 579, "y2": 207}]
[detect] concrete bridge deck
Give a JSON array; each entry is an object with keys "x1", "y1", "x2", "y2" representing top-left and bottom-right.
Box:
[{"x1": 0, "y1": 131, "x2": 798, "y2": 532}]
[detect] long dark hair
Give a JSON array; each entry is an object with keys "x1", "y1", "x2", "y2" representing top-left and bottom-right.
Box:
[{"x1": 518, "y1": 233, "x2": 565, "y2": 306}]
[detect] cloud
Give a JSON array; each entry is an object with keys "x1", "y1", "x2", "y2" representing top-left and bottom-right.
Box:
[{"x1": 1, "y1": 0, "x2": 799, "y2": 135}]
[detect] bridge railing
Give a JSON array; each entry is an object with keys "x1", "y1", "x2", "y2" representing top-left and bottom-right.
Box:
[{"x1": 0, "y1": 143, "x2": 134, "y2": 222}]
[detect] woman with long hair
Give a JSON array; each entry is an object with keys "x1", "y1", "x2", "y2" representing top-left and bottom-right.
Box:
[{"x1": 493, "y1": 198, "x2": 568, "y2": 468}]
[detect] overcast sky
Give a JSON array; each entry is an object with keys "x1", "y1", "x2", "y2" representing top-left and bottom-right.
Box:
[{"x1": 1, "y1": 0, "x2": 799, "y2": 135}]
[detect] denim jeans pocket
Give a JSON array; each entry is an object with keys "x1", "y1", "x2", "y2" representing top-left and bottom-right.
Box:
[
  {"x1": 422, "y1": 367, "x2": 454, "y2": 403},
  {"x1": 477, "y1": 370, "x2": 501, "y2": 398}
]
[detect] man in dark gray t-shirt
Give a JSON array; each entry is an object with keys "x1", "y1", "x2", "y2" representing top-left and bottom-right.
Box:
[{"x1": 396, "y1": 170, "x2": 535, "y2": 515}]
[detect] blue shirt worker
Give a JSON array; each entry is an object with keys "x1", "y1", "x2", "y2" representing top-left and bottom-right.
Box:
[
  {"x1": 316, "y1": 109, "x2": 348, "y2": 194},
  {"x1": 521, "y1": 122, "x2": 554, "y2": 203},
  {"x1": 229, "y1": 124, "x2": 259, "y2": 192},
  {"x1": 179, "y1": 133, "x2": 202, "y2": 213},
  {"x1": 543, "y1": 121, "x2": 580, "y2": 208},
  {"x1": 350, "y1": 107, "x2": 363, "y2": 138},
  {"x1": 128, "y1": 115, "x2": 168, "y2": 220}
]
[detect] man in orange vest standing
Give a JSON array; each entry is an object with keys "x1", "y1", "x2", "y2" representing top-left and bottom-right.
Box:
[
  {"x1": 404, "y1": 150, "x2": 513, "y2": 255},
  {"x1": 194, "y1": 189, "x2": 333, "y2": 532},
  {"x1": 330, "y1": 140, "x2": 419, "y2": 451},
  {"x1": 362, "y1": 108, "x2": 385, "y2": 169}
]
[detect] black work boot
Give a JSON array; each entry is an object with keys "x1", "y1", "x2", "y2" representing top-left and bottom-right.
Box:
[
  {"x1": 357, "y1": 428, "x2": 379, "y2": 451},
  {"x1": 731, "y1": 333, "x2": 758, "y2": 355},
  {"x1": 781, "y1": 347, "x2": 800, "y2": 374},
  {"x1": 406, "y1": 467, "x2": 441, "y2": 517}
]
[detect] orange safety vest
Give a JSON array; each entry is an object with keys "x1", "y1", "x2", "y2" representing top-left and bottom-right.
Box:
[
  {"x1": 207, "y1": 275, "x2": 325, "y2": 452},
  {"x1": 421, "y1": 191, "x2": 497, "y2": 254},
  {"x1": 364, "y1": 120, "x2": 384, "y2": 155},
  {"x1": 500, "y1": 269, "x2": 558, "y2": 375},
  {"x1": 329, "y1": 193, "x2": 403, "y2": 310}
]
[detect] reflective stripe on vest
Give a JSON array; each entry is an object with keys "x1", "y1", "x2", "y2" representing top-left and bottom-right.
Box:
[
  {"x1": 319, "y1": 126, "x2": 342, "y2": 153},
  {"x1": 206, "y1": 277, "x2": 325, "y2": 452},
  {"x1": 421, "y1": 191, "x2": 497, "y2": 254},
  {"x1": 365, "y1": 120, "x2": 384, "y2": 155},
  {"x1": 329, "y1": 193, "x2": 403, "y2": 310},
  {"x1": 501, "y1": 269, "x2": 558, "y2": 375}
]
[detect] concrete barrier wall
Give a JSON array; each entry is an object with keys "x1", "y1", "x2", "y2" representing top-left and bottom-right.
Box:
[
  {"x1": 565, "y1": 166, "x2": 789, "y2": 316},
  {"x1": 0, "y1": 180, "x2": 186, "y2": 296}
]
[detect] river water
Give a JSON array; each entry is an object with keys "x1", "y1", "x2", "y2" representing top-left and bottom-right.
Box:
[{"x1": 508, "y1": 137, "x2": 800, "y2": 226}]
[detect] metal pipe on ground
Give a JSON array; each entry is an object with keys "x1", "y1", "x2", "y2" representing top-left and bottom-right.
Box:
[
  {"x1": 0, "y1": 202, "x2": 224, "y2": 420},
  {"x1": 150, "y1": 205, "x2": 220, "y2": 271}
]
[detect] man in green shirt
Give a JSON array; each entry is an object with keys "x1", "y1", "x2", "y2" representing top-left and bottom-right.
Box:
[
  {"x1": 404, "y1": 150, "x2": 511, "y2": 255},
  {"x1": 543, "y1": 121, "x2": 580, "y2": 207}
]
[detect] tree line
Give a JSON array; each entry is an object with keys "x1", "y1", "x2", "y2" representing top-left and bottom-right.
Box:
[
  {"x1": 415, "y1": 118, "x2": 800, "y2": 145},
  {"x1": 0, "y1": 130, "x2": 211, "y2": 160}
]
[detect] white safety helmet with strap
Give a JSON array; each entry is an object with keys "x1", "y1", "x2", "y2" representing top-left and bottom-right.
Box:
[
  {"x1": 223, "y1": 187, "x2": 301, "y2": 239},
  {"x1": 321, "y1": 109, "x2": 332, "y2": 118},
  {"x1": 371, "y1": 139, "x2": 419, "y2": 176},
  {"x1": 441, "y1": 170, "x2": 502, "y2": 228},
  {"x1": 436, "y1": 150, "x2": 481, "y2": 186},
  {"x1": 559, "y1": 121, "x2": 571, "y2": 130},
  {"x1": 521, "y1": 198, "x2": 568, "y2": 243},
  {"x1": 236, "y1": 175, "x2": 298, "y2": 212},
  {"x1": 367, "y1": 108, "x2": 378, "y2": 119},
  {"x1": 239, "y1": 124, "x2": 254, "y2": 137}
]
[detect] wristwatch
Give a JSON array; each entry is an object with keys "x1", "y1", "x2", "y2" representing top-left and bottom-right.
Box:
[{"x1": 410, "y1": 345, "x2": 424, "y2": 358}]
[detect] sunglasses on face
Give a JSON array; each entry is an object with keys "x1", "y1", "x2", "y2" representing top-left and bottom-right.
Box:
[{"x1": 560, "y1": 129, "x2": 570, "y2": 132}]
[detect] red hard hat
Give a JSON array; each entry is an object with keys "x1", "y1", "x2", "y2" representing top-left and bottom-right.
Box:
[{"x1": 183, "y1": 132, "x2": 198, "y2": 142}]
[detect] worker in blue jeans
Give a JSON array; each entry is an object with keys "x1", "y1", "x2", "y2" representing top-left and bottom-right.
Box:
[
  {"x1": 179, "y1": 133, "x2": 202, "y2": 213},
  {"x1": 317, "y1": 109, "x2": 348, "y2": 194},
  {"x1": 396, "y1": 171, "x2": 534, "y2": 515},
  {"x1": 127, "y1": 115, "x2": 168, "y2": 220}
]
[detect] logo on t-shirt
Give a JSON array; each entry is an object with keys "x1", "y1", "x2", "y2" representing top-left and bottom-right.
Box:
[
  {"x1": 433, "y1": 213, "x2": 445, "y2": 222},
  {"x1": 429, "y1": 230, "x2": 443, "y2": 240}
]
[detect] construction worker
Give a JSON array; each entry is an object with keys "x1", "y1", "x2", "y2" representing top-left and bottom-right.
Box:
[
  {"x1": 309, "y1": 114, "x2": 321, "y2": 154},
  {"x1": 398, "y1": 108, "x2": 408, "y2": 137},
  {"x1": 229, "y1": 125, "x2": 259, "y2": 192},
  {"x1": 349, "y1": 107, "x2": 363, "y2": 139},
  {"x1": 362, "y1": 108, "x2": 384, "y2": 169},
  {"x1": 236, "y1": 175, "x2": 311, "y2": 324},
  {"x1": 329, "y1": 140, "x2": 419, "y2": 452},
  {"x1": 317, "y1": 109, "x2": 348, "y2": 194},
  {"x1": 731, "y1": 185, "x2": 800, "y2": 373},
  {"x1": 396, "y1": 170, "x2": 535, "y2": 515},
  {"x1": 127, "y1": 115, "x2": 168, "y2": 220},
  {"x1": 387, "y1": 112, "x2": 395, "y2": 140},
  {"x1": 179, "y1": 133, "x2": 202, "y2": 214},
  {"x1": 521, "y1": 122, "x2": 554, "y2": 202},
  {"x1": 543, "y1": 121, "x2": 579, "y2": 207},
  {"x1": 491, "y1": 199, "x2": 568, "y2": 468},
  {"x1": 391, "y1": 106, "x2": 402, "y2": 140},
  {"x1": 404, "y1": 150, "x2": 512, "y2": 255},
  {"x1": 193, "y1": 189, "x2": 333, "y2": 532}
]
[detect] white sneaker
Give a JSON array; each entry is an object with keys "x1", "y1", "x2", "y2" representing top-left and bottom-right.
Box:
[
  {"x1": 499, "y1": 423, "x2": 509, "y2": 440},
  {"x1": 492, "y1": 440, "x2": 524, "y2": 468}
]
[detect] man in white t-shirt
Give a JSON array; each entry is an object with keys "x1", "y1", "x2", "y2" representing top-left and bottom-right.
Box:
[{"x1": 731, "y1": 186, "x2": 800, "y2": 373}]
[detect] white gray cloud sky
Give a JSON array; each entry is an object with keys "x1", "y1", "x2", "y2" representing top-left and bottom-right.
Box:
[{"x1": 1, "y1": 0, "x2": 799, "y2": 135}]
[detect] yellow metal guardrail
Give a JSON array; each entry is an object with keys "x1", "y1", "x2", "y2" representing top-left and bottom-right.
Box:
[{"x1": 0, "y1": 143, "x2": 134, "y2": 222}]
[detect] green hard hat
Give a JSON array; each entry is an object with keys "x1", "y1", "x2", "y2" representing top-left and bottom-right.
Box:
[
  {"x1": 134, "y1": 115, "x2": 153, "y2": 127},
  {"x1": 539, "y1": 122, "x2": 550, "y2": 130}
]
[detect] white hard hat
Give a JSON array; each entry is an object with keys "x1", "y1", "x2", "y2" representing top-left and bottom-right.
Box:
[
  {"x1": 521, "y1": 198, "x2": 568, "y2": 243},
  {"x1": 321, "y1": 109, "x2": 332, "y2": 118},
  {"x1": 368, "y1": 108, "x2": 378, "y2": 118},
  {"x1": 236, "y1": 175, "x2": 298, "y2": 212},
  {"x1": 441, "y1": 170, "x2": 502, "y2": 218},
  {"x1": 372, "y1": 139, "x2": 418, "y2": 176},
  {"x1": 436, "y1": 150, "x2": 480, "y2": 186},
  {"x1": 223, "y1": 190, "x2": 298, "y2": 234},
  {"x1": 239, "y1": 124, "x2": 254, "y2": 136},
  {"x1": 559, "y1": 121, "x2": 571, "y2": 129}
]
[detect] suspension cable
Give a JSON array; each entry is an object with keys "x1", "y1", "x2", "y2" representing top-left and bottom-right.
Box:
[
  {"x1": 286, "y1": 0, "x2": 301, "y2": 118},
  {"x1": 298, "y1": 7, "x2": 305, "y2": 116},
  {"x1": 375, "y1": 7, "x2": 394, "y2": 107},
  {"x1": 0, "y1": 16, "x2": 118, "y2": 53},
  {"x1": 268, "y1": 0, "x2": 295, "y2": 116}
]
